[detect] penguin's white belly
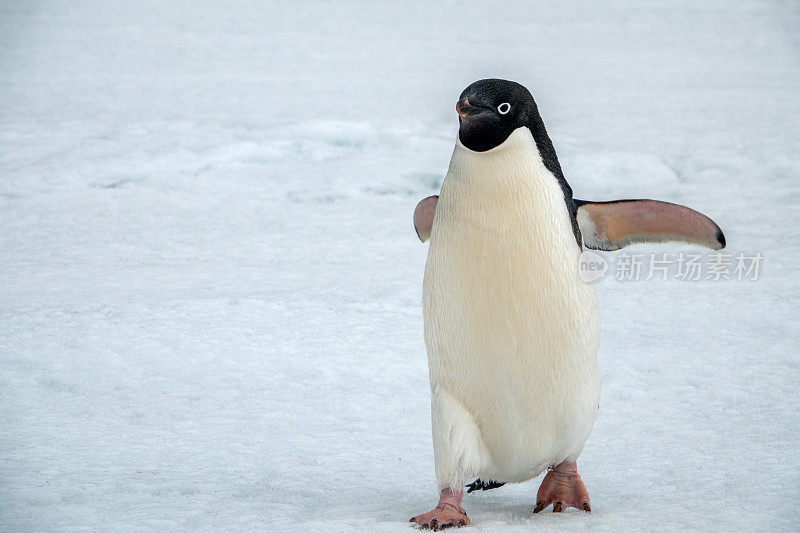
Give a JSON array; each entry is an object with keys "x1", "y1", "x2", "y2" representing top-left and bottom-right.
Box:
[{"x1": 423, "y1": 128, "x2": 601, "y2": 485}]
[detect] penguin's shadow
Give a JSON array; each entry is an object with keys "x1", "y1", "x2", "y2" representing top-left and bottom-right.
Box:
[
  {"x1": 464, "y1": 498, "x2": 536, "y2": 524},
  {"x1": 363, "y1": 484, "x2": 594, "y2": 529},
  {"x1": 459, "y1": 491, "x2": 595, "y2": 528}
]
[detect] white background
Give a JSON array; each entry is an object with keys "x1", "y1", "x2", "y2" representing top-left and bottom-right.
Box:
[{"x1": 1, "y1": 1, "x2": 798, "y2": 531}]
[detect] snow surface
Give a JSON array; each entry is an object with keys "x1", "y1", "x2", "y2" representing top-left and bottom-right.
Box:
[{"x1": 1, "y1": 1, "x2": 799, "y2": 531}]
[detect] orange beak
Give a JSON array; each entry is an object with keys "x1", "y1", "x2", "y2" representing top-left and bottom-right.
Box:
[{"x1": 456, "y1": 97, "x2": 471, "y2": 117}]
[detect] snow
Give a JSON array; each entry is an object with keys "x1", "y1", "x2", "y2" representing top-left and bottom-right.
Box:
[{"x1": 1, "y1": 1, "x2": 799, "y2": 531}]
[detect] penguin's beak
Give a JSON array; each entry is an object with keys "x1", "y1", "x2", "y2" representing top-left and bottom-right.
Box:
[{"x1": 456, "y1": 97, "x2": 474, "y2": 117}]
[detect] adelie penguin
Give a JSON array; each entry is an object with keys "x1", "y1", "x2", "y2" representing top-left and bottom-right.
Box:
[{"x1": 410, "y1": 79, "x2": 725, "y2": 530}]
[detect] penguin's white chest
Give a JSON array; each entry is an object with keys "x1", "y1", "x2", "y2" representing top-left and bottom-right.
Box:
[{"x1": 423, "y1": 127, "x2": 601, "y2": 482}]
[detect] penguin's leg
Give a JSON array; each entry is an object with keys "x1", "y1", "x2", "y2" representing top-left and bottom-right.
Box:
[
  {"x1": 533, "y1": 461, "x2": 591, "y2": 513},
  {"x1": 409, "y1": 487, "x2": 469, "y2": 530},
  {"x1": 411, "y1": 386, "x2": 484, "y2": 529}
]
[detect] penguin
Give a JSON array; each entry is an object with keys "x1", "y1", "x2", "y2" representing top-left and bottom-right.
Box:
[{"x1": 410, "y1": 79, "x2": 725, "y2": 530}]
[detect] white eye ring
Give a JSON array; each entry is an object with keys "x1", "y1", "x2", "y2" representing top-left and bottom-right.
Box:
[{"x1": 497, "y1": 102, "x2": 511, "y2": 115}]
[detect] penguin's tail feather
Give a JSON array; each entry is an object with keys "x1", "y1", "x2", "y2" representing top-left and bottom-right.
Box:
[{"x1": 465, "y1": 479, "x2": 505, "y2": 493}]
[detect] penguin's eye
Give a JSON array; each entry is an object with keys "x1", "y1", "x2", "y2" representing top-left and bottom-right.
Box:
[{"x1": 497, "y1": 103, "x2": 511, "y2": 115}]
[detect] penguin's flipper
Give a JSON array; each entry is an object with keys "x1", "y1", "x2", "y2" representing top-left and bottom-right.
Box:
[
  {"x1": 414, "y1": 195, "x2": 439, "y2": 242},
  {"x1": 575, "y1": 199, "x2": 725, "y2": 251}
]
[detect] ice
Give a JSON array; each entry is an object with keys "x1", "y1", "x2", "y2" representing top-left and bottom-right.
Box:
[{"x1": 1, "y1": 1, "x2": 798, "y2": 531}]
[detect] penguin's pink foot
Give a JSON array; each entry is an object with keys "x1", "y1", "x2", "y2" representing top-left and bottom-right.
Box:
[
  {"x1": 410, "y1": 487, "x2": 470, "y2": 530},
  {"x1": 533, "y1": 461, "x2": 591, "y2": 513}
]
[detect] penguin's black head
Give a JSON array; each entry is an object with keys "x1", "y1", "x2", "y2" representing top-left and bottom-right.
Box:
[
  {"x1": 456, "y1": 78, "x2": 537, "y2": 152},
  {"x1": 454, "y1": 79, "x2": 578, "y2": 243}
]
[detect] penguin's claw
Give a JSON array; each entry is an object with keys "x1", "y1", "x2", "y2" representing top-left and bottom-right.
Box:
[
  {"x1": 533, "y1": 461, "x2": 592, "y2": 515},
  {"x1": 410, "y1": 507, "x2": 469, "y2": 530},
  {"x1": 411, "y1": 489, "x2": 470, "y2": 530}
]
